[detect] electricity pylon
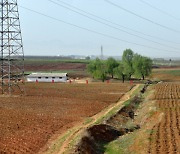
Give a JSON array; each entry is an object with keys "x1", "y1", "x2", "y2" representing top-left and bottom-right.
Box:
[{"x1": 0, "y1": 0, "x2": 25, "y2": 95}]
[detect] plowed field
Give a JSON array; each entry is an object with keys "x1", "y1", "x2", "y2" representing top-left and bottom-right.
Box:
[
  {"x1": 0, "y1": 82, "x2": 133, "y2": 153},
  {"x1": 149, "y1": 83, "x2": 180, "y2": 154}
]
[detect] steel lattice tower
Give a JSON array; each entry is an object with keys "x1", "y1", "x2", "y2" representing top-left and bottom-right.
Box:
[{"x1": 0, "y1": 0, "x2": 24, "y2": 95}]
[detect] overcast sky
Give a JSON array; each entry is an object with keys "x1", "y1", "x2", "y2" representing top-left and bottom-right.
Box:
[{"x1": 19, "y1": 0, "x2": 180, "y2": 58}]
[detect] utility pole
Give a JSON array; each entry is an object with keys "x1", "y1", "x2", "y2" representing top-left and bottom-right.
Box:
[{"x1": 0, "y1": 0, "x2": 24, "y2": 95}]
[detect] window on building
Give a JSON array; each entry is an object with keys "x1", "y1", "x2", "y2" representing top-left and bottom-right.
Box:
[
  {"x1": 52, "y1": 77, "x2": 55, "y2": 79},
  {"x1": 45, "y1": 77, "x2": 48, "y2": 79},
  {"x1": 59, "y1": 77, "x2": 62, "y2": 79},
  {"x1": 38, "y1": 77, "x2": 41, "y2": 79}
]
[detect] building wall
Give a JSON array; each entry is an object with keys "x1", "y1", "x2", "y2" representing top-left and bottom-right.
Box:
[{"x1": 27, "y1": 76, "x2": 67, "y2": 83}]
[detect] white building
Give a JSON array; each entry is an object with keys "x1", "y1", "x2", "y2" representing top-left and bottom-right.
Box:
[{"x1": 26, "y1": 73, "x2": 68, "y2": 83}]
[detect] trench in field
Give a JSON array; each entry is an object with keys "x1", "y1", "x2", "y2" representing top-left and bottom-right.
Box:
[{"x1": 74, "y1": 84, "x2": 150, "y2": 153}]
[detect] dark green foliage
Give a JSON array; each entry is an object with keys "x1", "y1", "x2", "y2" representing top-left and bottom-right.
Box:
[
  {"x1": 87, "y1": 58, "x2": 107, "y2": 82},
  {"x1": 133, "y1": 54, "x2": 152, "y2": 80},
  {"x1": 106, "y1": 57, "x2": 119, "y2": 78},
  {"x1": 122, "y1": 49, "x2": 134, "y2": 79},
  {"x1": 114, "y1": 62, "x2": 126, "y2": 83},
  {"x1": 85, "y1": 56, "x2": 91, "y2": 60},
  {"x1": 87, "y1": 49, "x2": 152, "y2": 82}
]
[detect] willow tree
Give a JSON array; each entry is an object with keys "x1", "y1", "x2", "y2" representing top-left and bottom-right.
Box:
[
  {"x1": 133, "y1": 54, "x2": 152, "y2": 80},
  {"x1": 114, "y1": 62, "x2": 126, "y2": 83},
  {"x1": 106, "y1": 57, "x2": 119, "y2": 78},
  {"x1": 87, "y1": 58, "x2": 107, "y2": 82},
  {"x1": 122, "y1": 49, "x2": 134, "y2": 79}
]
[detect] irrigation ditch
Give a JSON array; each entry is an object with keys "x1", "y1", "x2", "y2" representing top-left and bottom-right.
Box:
[{"x1": 74, "y1": 82, "x2": 151, "y2": 154}]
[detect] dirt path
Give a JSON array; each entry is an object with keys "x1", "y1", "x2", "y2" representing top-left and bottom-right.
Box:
[{"x1": 54, "y1": 84, "x2": 140, "y2": 154}]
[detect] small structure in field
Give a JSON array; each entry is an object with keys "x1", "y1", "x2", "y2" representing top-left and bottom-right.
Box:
[{"x1": 26, "y1": 73, "x2": 68, "y2": 83}]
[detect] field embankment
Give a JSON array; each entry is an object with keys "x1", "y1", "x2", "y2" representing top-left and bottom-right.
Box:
[
  {"x1": 101, "y1": 82, "x2": 180, "y2": 154},
  {"x1": 72, "y1": 84, "x2": 147, "y2": 154}
]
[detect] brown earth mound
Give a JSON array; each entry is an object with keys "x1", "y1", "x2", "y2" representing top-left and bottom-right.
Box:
[
  {"x1": 75, "y1": 124, "x2": 128, "y2": 154},
  {"x1": 106, "y1": 95, "x2": 142, "y2": 128}
]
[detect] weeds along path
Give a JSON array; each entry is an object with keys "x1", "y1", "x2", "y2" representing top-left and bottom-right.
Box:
[{"x1": 48, "y1": 84, "x2": 140, "y2": 154}]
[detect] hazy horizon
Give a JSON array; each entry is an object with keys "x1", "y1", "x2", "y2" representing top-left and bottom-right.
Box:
[
  {"x1": 19, "y1": 0, "x2": 180, "y2": 58},
  {"x1": 24, "y1": 54, "x2": 180, "y2": 60}
]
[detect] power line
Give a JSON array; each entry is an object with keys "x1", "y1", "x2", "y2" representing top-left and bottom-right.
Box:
[
  {"x1": 54, "y1": 0, "x2": 179, "y2": 44},
  {"x1": 104, "y1": 0, "x2": 180, "y2": 33},
  {"x1": 47, "y1": 0, "x2": 180, "y2": 51},
  {"x1": 139, "y1": 0, "x2": 180, "y2": 22},
  {"x1": 19, "y1": 5, "x2": 180, "y2": 54}
]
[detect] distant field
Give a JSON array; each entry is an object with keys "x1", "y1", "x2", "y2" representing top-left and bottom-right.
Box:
[
  {"x1": 0, "y1": 82, "x2": 133, "y2": 153},
  {"x1": 24, "y1": 58, "x2": 90, "y2": 64},
  {"x1": 153, "y1": 59, "x2": 180, "y2": 66},
  {"x1": 24, "y1": 58, "x2": 89, "y2": 78},
  {"x1": 152, "y1": 67, "x2": 180, "y2": 82},
  {"x1": 24, "y1": 57, "x2": 180, "y2": 81},
  {"x1": 160, "y1": 70, "x2": 180, "y2": 76}
]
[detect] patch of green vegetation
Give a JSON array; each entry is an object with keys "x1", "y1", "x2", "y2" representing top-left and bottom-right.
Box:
[
  {"x1": 46, "y1": 129, "x2": 73, "y2": 154},
  {"x1": 105, "y1": 143, "x2": 123, "y2": 154},
  {"x1": 105, "y1": 133, "x2": 136, "y2": 154},
  {"x1": 130, "y1": 85, "x2": 143, "y2": 98},
  {"x1": 46, "y1": 126, "x2": 82, "y2": 154},
  {"x1": 95, "y1": 84, "x2": 142, "y2": 125},
  {"x1": 123, "y1": 100, "x2": 131, "y2": 107},
  {"x1": 142, "y1": 85, "x2": 153, "y2": 99},
  {"x1": 65, "y1": 128, "x2": 86, "y2": 154},
  {"x1": 94, "y1": 104, "x2": 123, "y2": 125},
  {"x1": 163, "y1": 70, "x2": 180, "y2": 76},
  {"x1": 104, "y1": 84, "x2": 153, "y2": 154},
  {"x1": 83, "y1": 117, "x2": 93, "y2": 125},
  {"x1": 154, "y1": 69, "x2": 180, "y2": 76}
]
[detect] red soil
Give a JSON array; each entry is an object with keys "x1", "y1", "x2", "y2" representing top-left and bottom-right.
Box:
[
  {"x1": 0, "y1": 82, "x2": 133, "y2": 153},
  {"x1": 148, "y1": 83, "x2": 180, "y2": 154},
  {"x1": 25, "y1": 62, "x2": 87, "y2": 72}
]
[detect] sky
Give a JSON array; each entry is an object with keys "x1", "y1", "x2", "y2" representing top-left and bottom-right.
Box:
[{"x1": 19, "y1": 0, "x2": 180, "y2": 58}]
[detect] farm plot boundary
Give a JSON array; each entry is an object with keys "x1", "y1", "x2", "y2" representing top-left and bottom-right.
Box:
[{"x1": 41, "y1": 84, "x2": 141, "y2": 154}]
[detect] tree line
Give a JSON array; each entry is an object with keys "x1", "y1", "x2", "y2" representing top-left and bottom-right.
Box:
[{"x1": 87, "y1": 49, "x2": 153, "y2": 82}]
